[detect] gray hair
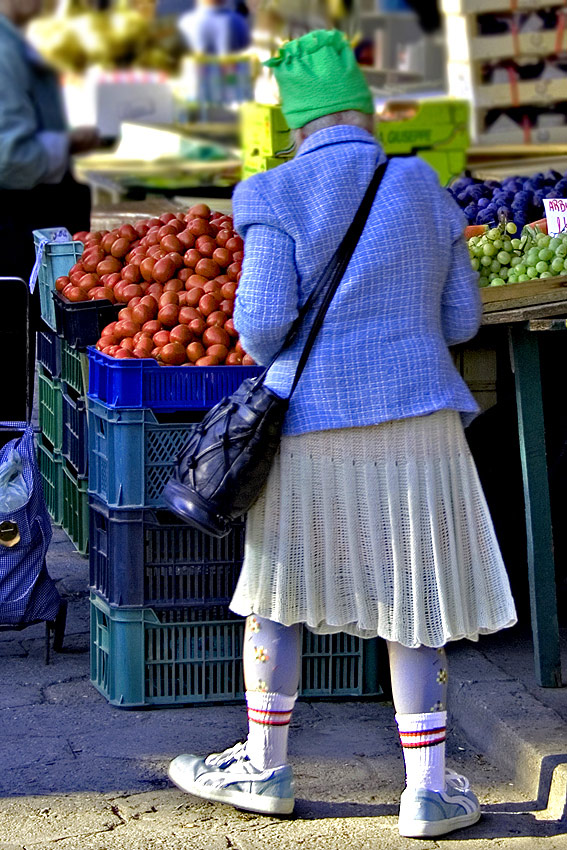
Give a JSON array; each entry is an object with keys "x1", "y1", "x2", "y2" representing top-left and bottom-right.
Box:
[{"x1": 295, "y1": 110, "x2": 375, "y2": 143}]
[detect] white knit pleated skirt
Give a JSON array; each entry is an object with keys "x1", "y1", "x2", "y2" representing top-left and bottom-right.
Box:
[{"x1": 229, "y1": 409, "x2": 517, "y2": 647}]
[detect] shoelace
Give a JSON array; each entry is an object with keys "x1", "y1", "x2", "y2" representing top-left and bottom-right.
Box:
[
  {"x1": 204, "y1": 741, "x2": 248, "y2": 769},
  {"x1": 445, "y1": 769, "x2": 471, "y2": 793}
]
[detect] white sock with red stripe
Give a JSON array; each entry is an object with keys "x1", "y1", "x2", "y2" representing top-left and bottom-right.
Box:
[
  {"x1": 395, "y1": 710, "x2": 447, "y2": 792},
  {"x1": 245, "y1": 690, "x2": 297, "y2": 770}
]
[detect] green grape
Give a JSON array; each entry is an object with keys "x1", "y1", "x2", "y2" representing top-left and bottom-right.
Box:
[
  {"x1": 483, "y1": 242, "x2": 497, "y2": 257},
  {"x1": 497, "y1": 251, "x2": 511, "y2": 264},
  {"x1": 469, "y1": 236, "x2": 479, "y2": 247},
  {"x1": 526, "y1": 249, "x2": 540, "y2": 265},
  {"x1": 507, "y1": 274, "x2": 518, "y2": 284},
  {"x1": 537, "y1": 234, "x2": 551, "y2": 247},
  {"x1": 487, "y1": 228, "x2": 501, "y2": 241},
  {"x1": 490, "y1": 260, "x2": 502, "y2": 274},
  {"x1": 536, "y1": 260, "x2": 549, "y2": 274},
  {"x1": 539, "y1": 271, "x2": 553, "y2": 279},
  {"x1": 480, "y1": 255, "x2": 493, "y2": 267},
  {"x1": 492, "y1": 238, "x2": 503, "y2": 251},
  {"x1": 490, "y1": 278, "x2": 506, "y2": 286},
  {"x1": 501, "y1": 240, "x2": 513, "y2": 253},
  {"x1": 551, "y1": 257, "x2": 564, "y2": 273},
  {"x1": 517, "y1": 274, "x2": 530, "y2": 281},
  {"x1": 506, "y1": 222, "x2": 517, "y2": 234},
  {"x1": 549, "y1": 237, "x2": 562, "y2": 251},
  {"x1": 470, "y1": 257, "x2": 480, "y2": 271},
  {"x1": 555, "y1": 244, "x2": 567, "y2": 258},
  {"x1": 538, "y1": 248, "x2": 554, "y2": 262},
  {"x1": 500, "y1": 267, "x2": 509, "y2": 280},
  {"x1": 478, "y1": 276, "x2": 490, "y2": 288},
  {"x1": 514, "y1": 262, "x2": 526, "y2": 273},
  {"x1": 527, "y1": 266, "x2": 538, "y2": 278},
  {"x1": 510, "y1": 238, "x2": 521, "y2": 250}
]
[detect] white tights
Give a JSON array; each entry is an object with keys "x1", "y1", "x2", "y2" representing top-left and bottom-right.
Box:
[{"x1": 243, "y1": 614, "x2": 449, "y2": 789}]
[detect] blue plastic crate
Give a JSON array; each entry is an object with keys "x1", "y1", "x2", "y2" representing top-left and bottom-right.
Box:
[
  {"x1": 37, "y1": 330, "x2": 62, "y2": 379},
  {"x1": 90, "y1": 591, "x2": 381, "y2": 708},
  {"x1": 33, "y1": 228, "x2": 84, "y2": 331},
  {"x1": 89, "y1": 495, "x2": 245, "y2": 608},
  {"x1": 62, "y1": 389, "x2": 88, "y2": 476},
  {"x1": 88, "y1": 398, "x2": 199, "y2": 508},
  {"x1": 87, "y1": 347, "x2": 263, "y2": 411}
]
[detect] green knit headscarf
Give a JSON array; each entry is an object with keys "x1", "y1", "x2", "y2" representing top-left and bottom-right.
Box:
[{"x1": 264, "y1": 30, "x2": 374, "y2": 130}]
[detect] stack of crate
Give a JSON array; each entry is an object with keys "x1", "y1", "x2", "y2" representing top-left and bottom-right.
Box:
[
  {"x1": 86, "y1": 351, "x2": 382, "y2": 708},
  {"x1": 35, "y1": 229, "x2": 90, "y2": 555},
  {"x1": 443, "y1": 0, "x2": 567, "y2": 145}
]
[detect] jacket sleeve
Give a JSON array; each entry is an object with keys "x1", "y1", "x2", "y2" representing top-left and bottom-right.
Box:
[
  {"x1": 440, "y1": 194, "x2": 482, "y2": 347},
  {"x1": 0, "y1": 42, "x2": 50, "y2": 189},
  {"x1": 232, "y1": 178, "x2": 299, "y2": 365}
]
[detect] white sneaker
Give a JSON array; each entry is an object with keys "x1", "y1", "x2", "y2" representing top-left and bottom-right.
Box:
[
  {"x1": 398, "y1": 770, "x2": 481, "y2": 838},
  {"x1": 168, "y1": 742, "x2": 295, "y2": 816}
]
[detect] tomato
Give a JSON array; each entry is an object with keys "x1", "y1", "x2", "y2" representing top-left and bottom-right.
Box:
[
  {"x1": 121, "y1": 337, "x2": 136, "y2": 352},
  {"x1": 188, "y1": 219, "x2": 214, "y2": 238},
  {"x1": 224, "y1": 318, "x2": 238, "y2": 338},
  {"x1": 131, "y1": 303, "x2": 154, "y2": 325},
  {"x1": 227, "y1": 262, "x2": 241, "y2": 281},
  {"x1": 55, "y1": 275, "x2": 70, "y2": 292},
  {"x1": 207, "y1": 343, "x2": 228, "y2": 361},
  {"x1": 188, "y1": 203, "x2": 211, "y2": 218},
  {"x1": 186, "y1": 287, "x2": 204, "y2": 308},
  {"x1": 206, "y1": 310, "x2": 227, "y2": 328},
  {"x1": 159, "y1": 291, "x2": 179, "y2": 307},
  {"x1": 221, "y1": 281, "x2": 237, "y2": 300},
  {"x1": 195, "y1": 236, "x2": 216, "y2": 258},
  {"x1": 97, "y1": 257, "x2": 122, "y2": 276},
  {"x1": 91, "y1": 286, "x2": 115, "y2": 302},
  {"x1": 140, "y1": 295, "x2": 159, "y2": 313},
  {"x1": 122, "y1": 284, "x2": 143, "y2": 301},
  {"x1": 219, "y1": 299, "x2": 234, "y2": 316},
  {"x1": 63, "y1": 286, "x2": 86, "y2": 302},
  {"x1": 203, "y1": 326, "x2": 230, "y2": 348},
  {"x1": 114, "y1": 349, "x2": 134, "y2": 359},
  {"x1": 196, "y1": 355, "x2": 220, "y2": 366},
  {"x1": 226, "y1": 236, "x2": 244, "y2": 253},
  {"x1": 111, "y1": 237, "x2": 131, "y2": 259},
  {"x1": 142, "y1": 319, "x2": 163, "y2": 335},
  {"x1": 189, "y1": 316, "x2": 207, "y2": 337},
  {"x1": 140, "y1": 257, "x2": 156, "y2": 281},
  {"x1": 195, "y1": 258, "x2": 221, "y2": 280},
  {"x1": 161, "y1": 234, "x2": 182, "y2": 253},
  {"x1": 183, "y1": 249, "x2": 202, "y2": 268},
  {"x1": 212, "y1": 247, "x2": 232, "y2": 268},
  {"x1": 157, "y1": 304, "x2": 180, "y2": 327},
  {"x1": 118, "y1": 307, "x2": 134, "y2": 323},
  {"x1": 178, "y1": 306, "x2": 200, "y2": 324},
  {"x1": 225, "y1": 350, "x2": 243, "y2": 365},
  {"x1": 170, "y1": 324, "x2": 193, "y2": 346},
  {"x1": 187, "y1": 341, "x2": 205, "y2": 362},
  {"x1": 122, "y1": 264, "x2": 142, "y2": 284},
  {"x1": 159, "y1": 342, "x2": 187, "y2": 365},
  {"x1": 114, "y1": 320, "x2": 139, "y2": 339},
  {"x1": 164, "y1": 278, "x2": 184, "y2": 293},
  {"x1": 186, "y1": 274, "x2": 207, "y2": 291},
  {"x1": 215, "y1": 230, "x2": 232, "y2": 248},
  {"x1": 153, "y1": 330, "x2": 171, "y2": 347},
  {"x1": 177, "y1": 229, "x2": 195, "y2": 250},
  {"x1": 198, "y1": 293, "x2": 218, "y2": 316},
  {"x1": 242, "y1": 354, "x2": 256, "y2": 365}
]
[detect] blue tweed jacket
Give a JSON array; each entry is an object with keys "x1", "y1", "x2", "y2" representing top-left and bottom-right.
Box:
[{"x1": 232, "y1": 125, "x2": 482, "y2": 436}]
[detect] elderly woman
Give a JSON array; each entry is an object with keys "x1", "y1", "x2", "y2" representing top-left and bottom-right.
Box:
[{"x1": 169, "y1": 30, "x2": 517, "y2": 838}]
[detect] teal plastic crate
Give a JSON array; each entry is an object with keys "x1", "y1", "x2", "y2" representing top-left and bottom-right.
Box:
[
  {"x1": 88, "y1": 399, "x2": 199, "y2": 508},
  {"x1": 62, "y1": 339, "x2": 89, "y2": 397},
  {"x1": 37, "y1": 367, "x2": 63, "y2": 453},
  {"x1": 89, "y1": 591, "x2": 381, "y2": 708},
  {"x1": 62, "y1": 463, "x2": 89, "y2": 555},
  {"x1": 37, "y1": 438, "x2": 64, "y2": 525},
  {"x1": 33, "y1": 228, "x2": 84, "y2": 331}
]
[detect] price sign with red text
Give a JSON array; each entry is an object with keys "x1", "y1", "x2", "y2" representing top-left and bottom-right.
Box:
[{"x1": 543, "y1": 199, "x2": 567, "y2": 237}]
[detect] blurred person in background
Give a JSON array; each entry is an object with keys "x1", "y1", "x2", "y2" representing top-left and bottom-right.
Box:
[
  {"x1": 0, "y1": 0, "x2": 99, "y2": 420},
  {"x1": 178, "y1": 0, "x2": 251, "y2": 55}
]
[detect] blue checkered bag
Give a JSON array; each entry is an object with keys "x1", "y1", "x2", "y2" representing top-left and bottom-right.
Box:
[{"x1": 0, "y1": 422, "x2": 60, "y2": 626}]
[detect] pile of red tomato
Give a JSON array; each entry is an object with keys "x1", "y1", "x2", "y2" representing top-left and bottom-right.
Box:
[{"x1": 56, "y1": 203, "x2": 255, "y2": 366}]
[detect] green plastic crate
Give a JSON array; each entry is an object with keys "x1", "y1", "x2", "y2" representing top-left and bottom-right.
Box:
[
  {"x1": 61, "y1": 339, "x2": 89, "y2": 397},
  {"x1": 37, "y1": 366, "x2": 63, "y2": 452},
  {"x1": 62, "y1": 463, "x2": 89, "y2": 555},
  {"x1": 90, "y1": 591, "x2": 382, "y2": 708},
  {"x1": 37, "y1": 438, "x2": 64, "y2": 525}
]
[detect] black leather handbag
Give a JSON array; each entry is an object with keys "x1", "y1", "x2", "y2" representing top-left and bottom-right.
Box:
[{"x1": 163, "y1": 160, "x2": 388, "y2": 538}]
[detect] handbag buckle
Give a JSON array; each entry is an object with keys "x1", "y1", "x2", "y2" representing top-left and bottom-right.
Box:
[{"x1": 0, "y1": 520, "x2": 20, "y2": 547}]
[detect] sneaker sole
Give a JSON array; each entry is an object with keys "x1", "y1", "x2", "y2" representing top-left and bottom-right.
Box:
[
  {"x1": 168, "y1": 764, "x2": 294, "y2": 816},
  {"x1": 398, "y1": 809, "x2": 481, "y2": 838}
]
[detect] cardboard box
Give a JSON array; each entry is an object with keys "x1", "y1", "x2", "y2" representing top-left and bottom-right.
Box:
[
  {"x1": 241, "y1": 154, "x2": 293, "y2": 180},
  {"x1": 445, "y1": 15, "x2": 565, "y2": 63},
  {"x1": 376, "y1": 98, "x2": 470, "y2": 154},
  {"x1": 66, "y1": 68, "x2": 176, "y2": 139},
  {"x1": 240, "y1": 102, "x2": 294, "y2": 159},
  {"x1": 417, "y1": 149, "x2": 468, "y2": 187},
  {"x1": 442, "y1": 0, "x2": 565, "y2": 15},
  {"x1": 447, "y1": 62, "x2": 567, "y2": 109}
]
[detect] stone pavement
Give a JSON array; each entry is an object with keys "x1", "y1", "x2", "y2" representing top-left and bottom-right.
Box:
[{"x1": 1, "y1": 526, "x2": 567, "y2": 849}]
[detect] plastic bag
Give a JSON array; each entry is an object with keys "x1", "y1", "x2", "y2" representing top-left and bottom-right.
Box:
[{"x1": 0, "y1": 446, "x2": 28, "y2": 512}]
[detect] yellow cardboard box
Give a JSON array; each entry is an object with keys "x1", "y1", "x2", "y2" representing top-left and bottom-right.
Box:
[
  {"x1": 241, "y1": 154, "x2": 294, "y2": 180},
  {"x1": 377, "y1": 98, "x2": 470, "y2": 154},
  {"x1": 240, "y1": 102, "x2": 295, "y2": 159}
]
